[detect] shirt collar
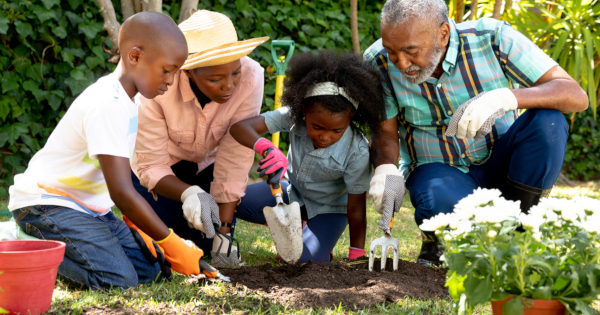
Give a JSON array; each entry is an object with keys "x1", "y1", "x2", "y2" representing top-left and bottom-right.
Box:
[
  {"x1": 180, "y1": 71, "x2": 197, "y2": 103},
  {"x1": 299, "y1": 126, "x2": 352, "y2": 164},
  {"x1": 442, "y1": 19, "x2": 459, "y2": 73}
]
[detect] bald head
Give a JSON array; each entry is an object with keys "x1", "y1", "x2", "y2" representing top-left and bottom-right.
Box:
[
  {"x1": 117, "y1": 11, "x2": 188, "y2": 100},
  {"x1": 119, "y1": 11, "x2": 187, "y2": 58}
]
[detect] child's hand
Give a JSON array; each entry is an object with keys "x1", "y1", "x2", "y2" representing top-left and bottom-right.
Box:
[
  {"x1": 254, "y1": 138, "x2": 288, "y2": 180},
  {"x1": 349, "y1": 247, "x2": 366, "y2": 259},
  {"x1": 155, "y1": 229, "x2": 205, "y2": 275}
]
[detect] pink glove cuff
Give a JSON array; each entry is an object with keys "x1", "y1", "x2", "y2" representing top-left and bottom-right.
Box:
[
  {"x1": 349, "y1": 247, "x2": 366, "y2": 260},
  {"x1": 253, "y1": 138, "x2": 275, "y2": 156}
]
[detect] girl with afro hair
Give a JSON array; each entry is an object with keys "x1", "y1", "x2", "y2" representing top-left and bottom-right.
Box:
[{"x1": 230, "y1": 51, "x2": 385, "y2": 263}]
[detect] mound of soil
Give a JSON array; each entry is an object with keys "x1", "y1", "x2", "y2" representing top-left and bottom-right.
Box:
[{"x1": 224, "y1": 257, "x2": 449, "y2": 309}]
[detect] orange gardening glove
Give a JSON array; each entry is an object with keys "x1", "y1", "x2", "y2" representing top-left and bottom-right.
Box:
[
  {"x1": 123, "y1": 216, "x2": 173, "y2": 280},
  {"x1": 123, "y1": 216, "x2": 160, "y2": 257},
  {"x1": 155, "y1": 229, "x2": 204, "y2": 275}
]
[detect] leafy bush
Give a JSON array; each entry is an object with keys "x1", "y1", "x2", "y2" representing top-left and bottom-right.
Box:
[
  {"x1": 563, "y1": 109, "x2": 600, "y2": 181},
  {"x1": 0, "y1": 0, "x2": 383, "y2": 199}
]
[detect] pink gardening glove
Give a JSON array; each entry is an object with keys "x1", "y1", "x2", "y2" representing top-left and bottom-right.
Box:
[
  {"x1": 349, "y1": 247, "x2": 366, "y2": 260},
  {"x1": 253, "y1": 138, "x2": 288, "y2": 180}
]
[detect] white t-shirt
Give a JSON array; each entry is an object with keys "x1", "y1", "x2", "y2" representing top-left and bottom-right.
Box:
[{"x1": 8, "y1": 71, "x2": 139, "y2": 216}]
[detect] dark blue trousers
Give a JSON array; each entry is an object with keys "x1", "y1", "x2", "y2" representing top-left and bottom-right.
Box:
[
  {"x1": 407, "y1": 109, "x2": 569, "y2": 226},
  {"x1": 131, "y1": 161, "x2": 221, "y2": 255}
]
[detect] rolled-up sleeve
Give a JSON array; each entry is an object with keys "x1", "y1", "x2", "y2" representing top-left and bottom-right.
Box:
[
  {"x1": 210, "y1": 73, "x2": 264, "y2": 203},
  {"x1": 132, "y1": 97, "x2": 179, "y2": 192}
]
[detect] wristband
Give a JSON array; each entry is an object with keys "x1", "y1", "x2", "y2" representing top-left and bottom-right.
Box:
[{"x1": 155, "y1": 228, "x2": 174, "y2": 244}]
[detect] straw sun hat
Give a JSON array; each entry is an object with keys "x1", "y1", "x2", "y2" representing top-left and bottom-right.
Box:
[{"x1": 179, "y1": 10, "x2": 269, "y2": 70}]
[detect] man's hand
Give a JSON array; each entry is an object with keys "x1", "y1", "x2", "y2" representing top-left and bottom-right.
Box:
[
  {"x1": 369, "y1": 164, "x2": 405, "y2": 233},
  {"x1": 446, "y1": 88, "x2": 518, "y2": 140},
  {"x1": 181, "y1": 186, "x2": 221, "y2": 238}
]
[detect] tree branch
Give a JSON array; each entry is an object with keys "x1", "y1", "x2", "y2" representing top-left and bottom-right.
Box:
[
  {"x1": 492, "y1": 0, "x2": 503, "y2": 19},
  {"x1": 121, "y1": 0, "x2": 135, "y2": 20},
  {"x1": 471, "y1": 0, "x2": 478, "y2": 20},
  {"x1": 96, "y1": 0, "x2": 121, "y2": 50},
  {"x1": 350, "y1": 0, "x2": 360, "y2": 54},
  {"x1": 456, "y1": 0, "x2": 465, "y2": 23},
  {"x1": 141, "y1": 0, "x2": 162, "y2": 12},
  {"x1": 179, "y1": 0, "x2": 198, "y2": 23}
]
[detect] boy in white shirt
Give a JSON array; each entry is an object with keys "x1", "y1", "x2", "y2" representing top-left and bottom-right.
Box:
[{"x1": 8, "y1": 12, "x2": 216, "y2": 289}]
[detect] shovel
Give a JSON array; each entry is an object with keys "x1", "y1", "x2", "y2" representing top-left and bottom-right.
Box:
[
  {"x1": 368, "y1": 218, "x2": 399, "y2": 272},
  {"x1": 270, "y1": 40, "x2": 295, "y2": 148},
  {"x1": 263, "y1": 170, "x2": 303, "y2": 264}
]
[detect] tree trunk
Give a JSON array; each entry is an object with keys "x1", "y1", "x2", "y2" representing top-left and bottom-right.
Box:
[
  {"x1": 141, "y1": 0, "x2": 162, "y2": 12},
  {"x1": 492, "y1": 0, "x2": 503, "y2": 19},
  {"x1": 471, "y1": 0, "x2": 478, "y2": 20},
  {"x1": 132, "y1": 0, "x2": 142, "y2": 13},
  {"x1": 456, "y1": 0, "x2": 465, "y2": 23},
  {"x1": 350, "y1": 0, "x2": 360, "y2": 54},
  {"x1": 179, "y1": 0, "x2": 199, "y2": 23},
  {"x1": 504, "y1": 0, "x2": 513, "y2": 16},
  {"x1": 121, "y1": 0, "x2": 135, "y2": 20},
  {"x1": 96, "y1": 0, "x2": 121, "y2": 50}
]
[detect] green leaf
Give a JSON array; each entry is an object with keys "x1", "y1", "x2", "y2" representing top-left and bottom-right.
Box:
[
  {"x1": 445, "y1": 271, "x2": 467, "y2": 301},
  {"x1": 528, "y1": 272, "x2": 542, "y2": 285},
  {"x1": 67, "y1": 0, "x2": 82, "y2": 10},
  {"x1": 32, "y1": 89, "x2": 48, "y2": 103},
  {"x1": 41, "y1": 0, "x2": 60, "y2": 10},
  {"x1": 4, "y1": 155, "x2": 22, "y2": 169},
  {"x1": 53, "y1": 25, "x2": 67, "y2": 39},
  {"x1": 5, "y1": 123, "x2": 29, "y2": 144},
  {"x1": 552, "y1": 276, "x2": 570, "y2": 292},
  {"x1": 64, "y1": 11, "x2": 84, "y2": 26},
  {"x1": 0, "y1": 131, "x2": 7, "y2": 147},
  {"x1": 14, "y1": 21, "x2": 33, "y2": 38},
  {"x1": 61, "y1": 51, "x2": 74, "y2": 68},
  {"x1": 20, "y1": 134, "x2": 35, "y2": 151},
  {"x1": 85, "y1": 56, "x2": 100, "y2": 70},
  {"x1": 0, "y1": 15, "x2": 9, "y2": 35},
  {"x1": 32, "y1": 5, "x2": 56, "y2": 22},
  {"x1": 466, "y1": 275, "x2": 493, "y2": 305},
  {"x1": 64, "y1": 77, "x2": 87, "y2": 96},
  {"x1": 79, "y1": 23, "x2": 103, "y2": 39},
  {"x1": 0, "y1": 99, "x2": 10, "y2": 121},
  {"x1": 22, "y1": 80, "x2": 38, "y2": 92},
  {"x1": 1, "y1": 73, "x2": 20, "y2": 94},
  {"x1": 503, "y1": 297, "x2": 524, "y2": 315}
]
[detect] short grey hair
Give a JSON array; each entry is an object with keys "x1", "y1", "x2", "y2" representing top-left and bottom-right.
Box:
[{"x1": 381, "y1": 0, "x2": 448, "y2": 29}]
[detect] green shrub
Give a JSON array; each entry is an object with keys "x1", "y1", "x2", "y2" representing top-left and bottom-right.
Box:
[
  {"x1": 563, "y1": 109, "x2": 600, "y2": 181},
  {"x1": 0, "y1": 0, "x2": 383, "y2": 199}
]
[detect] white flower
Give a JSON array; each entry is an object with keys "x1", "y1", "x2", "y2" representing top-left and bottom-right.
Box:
[
  {"x1": 454, "y1": 188, "x2": 502, "y2": 211},
  {"x1": 419, "y1": 213, "x2": 451, "y2": 231},
  {"x1": 492, "y1": 197, "x2": 522, "y2": 217},
  {"x1": 444, "y1": 234, "x2": 452, "y2": 242},
  {"x1": 488, "y1": 230, "x2": 497, "y2": 238},
  {"x1": 519, "y1": 213, "x2": 544, "y2": 232},
  {"x1": 449, "y1": 215, "x2": 461, "y2": 230},
  {"x1": 555, "y1": 220, "x2": 562, "y2": 228},
  {"x1": 545, "y1": 210, "x2": 558, "y2": 223},
  {"x1": 528, "y1": 204, "x2": 548, "y2": 217},
  {"x1": 581, "y1": 214, "x2": 600, "y2": 234},
  {"x1": 533, "y1": 232, "x2": 542, "y2": 241},
  {"x1": 561, "y1": 208, "x2": 579, "y2": 222},
  {"x1": 450, "y1": 220, "x2": 473, "y2": 236},
  {"x1": 573, "y1": 196, "x2": 600, "y2": 214},
  {"x1": 473, "y1": 206, "x2": 518, "y2": 224}
]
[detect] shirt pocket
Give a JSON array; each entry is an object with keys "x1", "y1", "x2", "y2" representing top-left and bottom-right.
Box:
[
  {"x1": 309, "y1": 163, "x2": 345, "y2": 182},
  {"x1": 168, "y1": 130, "x2": 195, "y2": 146},
  {"x1": 210, "y1": 122, "x2": 229, "y2": 148}
]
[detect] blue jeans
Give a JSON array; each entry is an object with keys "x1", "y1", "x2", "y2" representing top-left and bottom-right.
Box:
[
  {"x1": 236, "y1": 181, "x2": 348, "y2": 263},
  {"x1": 131, "y1": 161, "x2": 228, "y2": 255},
  {"x1": 11, "y1": 205, "x2": 162, "y2": 290},
  {"x1": 407, "y1": 109, "x2": 569, "y2": 226}
]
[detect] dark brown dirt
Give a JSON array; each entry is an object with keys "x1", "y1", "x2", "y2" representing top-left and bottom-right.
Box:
[{"x1": 224, "y1": 257, "x2": 449, "y2": 309}]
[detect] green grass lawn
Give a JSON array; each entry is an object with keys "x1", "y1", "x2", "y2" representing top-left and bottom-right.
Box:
[{"x1": 1, "y1": 182, "x2": 599, "y2": 314}]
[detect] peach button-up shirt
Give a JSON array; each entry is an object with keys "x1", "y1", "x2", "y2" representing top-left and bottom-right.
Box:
[{"x1": 132, "y1": 57, "x2": 263, "y2": 203}]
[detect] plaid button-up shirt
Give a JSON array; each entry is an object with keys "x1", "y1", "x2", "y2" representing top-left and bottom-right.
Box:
[{"x1": 364, "y1": 18, "x2": 557, "y2": 177}]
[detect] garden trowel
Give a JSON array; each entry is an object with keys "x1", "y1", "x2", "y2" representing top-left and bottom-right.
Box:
[{"x1": 263, "y1": 173, "x2": 303, "y2": 264}]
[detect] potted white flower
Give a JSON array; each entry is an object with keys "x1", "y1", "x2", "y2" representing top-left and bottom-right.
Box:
[{"x1": 420, "y1": 188, "x2": 600, "y2": 315}]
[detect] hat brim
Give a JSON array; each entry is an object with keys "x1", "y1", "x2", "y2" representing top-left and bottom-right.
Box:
[{"x1": 182, "y1": 37, "x2": 269, "y2": 70}]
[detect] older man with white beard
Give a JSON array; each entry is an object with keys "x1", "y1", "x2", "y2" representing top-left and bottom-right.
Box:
[{"x1": 364, "y1": 0, "x2": 588, "y2": 267}]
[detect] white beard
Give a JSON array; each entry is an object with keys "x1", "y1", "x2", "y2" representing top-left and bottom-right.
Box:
[{"x1": 399, "y1": 44, "x2": 444, "y2": 84}]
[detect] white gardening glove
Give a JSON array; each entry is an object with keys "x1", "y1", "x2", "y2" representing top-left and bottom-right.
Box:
[
  {"x1": 445, "y1": 88, "x2": 518, "y2": 140},
  {"x1": 211, "y1": 232, "x2": 242, "y2": 267},
  {"x1": 181, "y1": 186, "x2": 221, "y2": 238},
  {"x1": 369, "y1": 164, "x2": 405, "y2": 233}
]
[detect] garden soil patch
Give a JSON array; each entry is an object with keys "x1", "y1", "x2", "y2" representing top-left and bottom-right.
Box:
[{"x1": 224, "y1": 257, "x2": 449, "y2": 309}]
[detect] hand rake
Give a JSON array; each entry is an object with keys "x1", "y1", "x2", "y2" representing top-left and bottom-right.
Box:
[{"x1": 368, "y1": 218, "x2": 399, "y2": 272}]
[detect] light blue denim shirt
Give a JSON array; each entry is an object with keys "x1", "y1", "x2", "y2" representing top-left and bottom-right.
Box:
[{"x1": 262, "y1": 107, "x2": 372, "y2": 219}]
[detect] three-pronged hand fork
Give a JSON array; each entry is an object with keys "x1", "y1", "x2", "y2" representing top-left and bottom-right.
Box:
[{"x1": 368, "y1": 218, "x2": 399, "y2": 272}]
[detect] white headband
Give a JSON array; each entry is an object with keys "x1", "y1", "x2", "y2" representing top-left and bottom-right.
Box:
[{"x1": 305, "y1": 82, "x2": 359, "y2": 109}]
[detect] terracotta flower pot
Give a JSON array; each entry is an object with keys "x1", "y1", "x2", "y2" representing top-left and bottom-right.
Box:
[
  {"x1": 0, "y1": 240, "x2": 66, "y2": 315},
  {"x1": 492, "y1": 297, "x2": 566, "y2": 315}
]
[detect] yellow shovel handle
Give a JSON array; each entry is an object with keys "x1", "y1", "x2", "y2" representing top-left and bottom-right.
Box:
[
  {"x1": 271, "y1": 75, "x2": 285, "y2": 148},
  {"x1": 270, "y1": 184, "x2": 283, "y2": 197},
  {"x1": 389, "y1": 217, "x2": 394, "y2": 229}
]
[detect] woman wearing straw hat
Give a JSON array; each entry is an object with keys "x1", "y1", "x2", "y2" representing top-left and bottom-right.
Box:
[{"x1": 130, "y1": 10, "x2": 268, "y2": 267}]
